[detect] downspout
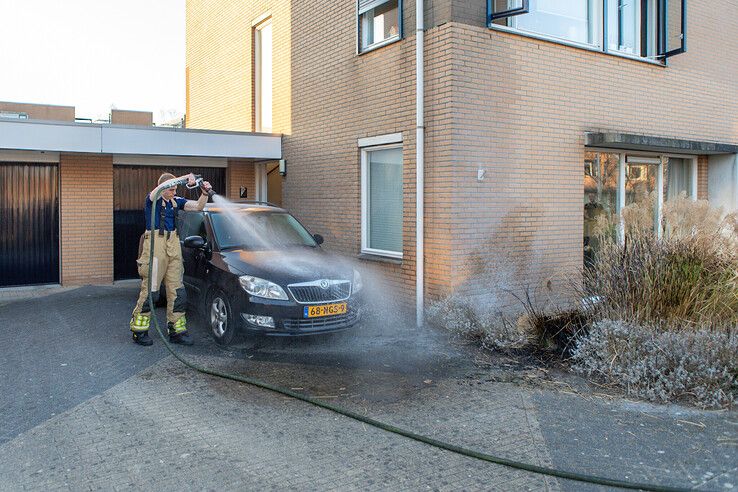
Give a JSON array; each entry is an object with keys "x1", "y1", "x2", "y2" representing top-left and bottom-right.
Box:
[{"x1": 415, "y1": 0, "x2": 425, "y2": 327}]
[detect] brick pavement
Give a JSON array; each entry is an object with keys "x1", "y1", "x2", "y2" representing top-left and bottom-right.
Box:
[
  {"x1": 1, "y1": 283, "x2": 735, "y2": 490},
  {"x1": 0, "y1": 355, "x2": 556, "y2": 491}
]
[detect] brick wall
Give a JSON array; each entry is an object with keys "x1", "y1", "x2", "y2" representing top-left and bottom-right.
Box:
[
  {"x1": 110, "y1": 110, "x2": 153, "y2": 126},
  {"x1": 59, "y1": 154, "x2": 114, "y2": 286},
  {"x1": 226, "y1": 159, "x2": 257, "y2": 200},
  {"x1": 446, "y1": 1, "x2": 738, "y2": 304},
  {"x1": 187, "y1": 0, "x2": 456, "y2": 303},
  {"x1": 0, "y1": 101, "x2": 75, "y2": 121},
  {"x1": 697, "y1": 156, "x2": 709, "y2": 200},
  {"x1": 186, "y1": 0, "x2": 292, "y2": 133}
]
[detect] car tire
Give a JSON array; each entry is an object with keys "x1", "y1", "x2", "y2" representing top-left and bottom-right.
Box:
[{"x1": 207, "y1": 289, "x2": 237, "y2": 346}]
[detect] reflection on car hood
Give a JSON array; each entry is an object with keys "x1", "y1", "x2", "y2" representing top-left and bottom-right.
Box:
[{"x1": 220, "y1": 248, "x2": 353, "y2": 284}]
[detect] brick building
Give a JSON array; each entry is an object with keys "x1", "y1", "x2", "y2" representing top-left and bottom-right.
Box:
[
  {"x1": 0, "y1": 102, "x2": 280, "y2": 287},
  {"x1": 185, "y1": 0, "x2": 738, "y2": 313},
  {"x1": 185, "y1": 0, "x2": 738, "y2": 315}
]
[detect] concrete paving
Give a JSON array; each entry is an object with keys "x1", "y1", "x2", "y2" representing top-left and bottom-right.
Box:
[{"x1": 0, "y1": 284, "x2": 735, "y2": 491}]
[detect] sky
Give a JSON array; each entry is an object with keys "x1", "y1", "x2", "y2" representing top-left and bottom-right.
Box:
[{"x1": 0, "y1": 0, "x2": 185, "y2": 124}]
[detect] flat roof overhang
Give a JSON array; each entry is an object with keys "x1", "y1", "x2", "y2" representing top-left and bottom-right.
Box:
[
  {"x1": 586, "y1": 132, "x2": 738, "y2": 155},
  {"x1": 0, "y1": 119, "x2": 281, "y2": 159}
]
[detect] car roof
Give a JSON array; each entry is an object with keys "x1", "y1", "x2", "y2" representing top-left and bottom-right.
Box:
[{"x1": 202, "y1": 202, "x2": 287, "y2": 214}]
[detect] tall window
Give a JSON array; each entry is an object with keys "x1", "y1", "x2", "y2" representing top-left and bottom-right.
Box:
[
  {"x1": 361, "y1": 145, "x2": 403, "y2": 257},
  {"x1": 583, "y1": 152, "x2": 697, "y2": 265},
  {"x1": 358, "y1": 0, "x2": 402, "y2": 53},
  {"x1": 490, "y1": 0, "x2": 685, "y2": 60},
  {"x1": 254, "y1": 19, "x2": 273, "y2": 133}
]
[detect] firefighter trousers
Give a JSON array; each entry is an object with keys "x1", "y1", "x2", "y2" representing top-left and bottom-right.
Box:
[{"x1": 130, "y1": 231, "x2": 188, "y2": 334}]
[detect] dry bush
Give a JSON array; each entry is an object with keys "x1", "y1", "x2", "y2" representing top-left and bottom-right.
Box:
[
  {"x1": 572, "y1": 320, "x2": 738, "y2": 409},
  {"x1": 426, "y1": 294, "x2": 530, "y2": 350},
  {"x1": 581, "y1": 196, "x2": 738, "y2": 328}
]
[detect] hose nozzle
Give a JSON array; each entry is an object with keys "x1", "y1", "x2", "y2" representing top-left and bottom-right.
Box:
[{"x1": 187, "y1": 174, "x2": 216, "y2": 197}]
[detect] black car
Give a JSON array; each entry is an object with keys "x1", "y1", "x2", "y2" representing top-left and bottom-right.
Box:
[{"x1": 177, "y1": 202, "x2": 363, "y2": 345}]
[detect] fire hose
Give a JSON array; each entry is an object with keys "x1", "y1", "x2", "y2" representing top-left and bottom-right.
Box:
[{"x1": 146, "y1": 176, "x2": 691, "y2": 492}]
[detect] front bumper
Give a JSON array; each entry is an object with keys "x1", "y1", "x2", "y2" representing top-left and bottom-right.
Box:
[{"x1": 237, "y1": 294, "x2": 363, "y2": 336}]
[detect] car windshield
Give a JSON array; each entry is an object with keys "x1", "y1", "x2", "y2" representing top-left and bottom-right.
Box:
[{"x1": 210, "y1": 209, "x2": 318, "y2": 250}]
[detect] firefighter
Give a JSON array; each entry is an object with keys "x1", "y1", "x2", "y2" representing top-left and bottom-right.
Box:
[{"x1": 130, "y1": 172, "x2": 212, "y2": 346}]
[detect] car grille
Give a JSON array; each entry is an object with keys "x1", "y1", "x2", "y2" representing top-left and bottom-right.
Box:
[
  {"x1": 288, "y1": 280, "x2": 351, "y2": 304},
  {"x1": 281, "y1": 310, "x2": 359, "y2": 332}
]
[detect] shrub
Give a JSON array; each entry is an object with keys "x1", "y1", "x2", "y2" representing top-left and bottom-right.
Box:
[
  {"x1": 426, "y1": 294, "x2": 529, "y2": 350},
  {"x1": 572, "y1": 320, "x2": 738, "y2": 409},
  {"x1": 581, "y1": 196, "x2": 738, "y2": 328}
]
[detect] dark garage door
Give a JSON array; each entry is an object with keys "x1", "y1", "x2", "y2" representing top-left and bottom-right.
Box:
[
  {"x1": 0, "y1": 162, "x2": 60, "y2": 287},
  {"x1": 114, "y1": 166, "x2": 226, "y2": 280}
]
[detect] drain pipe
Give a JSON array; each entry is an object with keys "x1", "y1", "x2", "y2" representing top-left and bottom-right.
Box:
[{"x1": 415, "y1": 0, "x2": 425, "y2": 328}]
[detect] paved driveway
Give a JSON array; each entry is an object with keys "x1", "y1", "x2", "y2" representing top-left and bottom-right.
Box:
[{"x1": 0, "y1": 284, "x2": 735, "y2": 491}]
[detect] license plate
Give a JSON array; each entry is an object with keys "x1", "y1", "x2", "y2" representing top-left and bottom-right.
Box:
[{"x1": 304, "y1": 303, "x2": 347, "y2": 318}]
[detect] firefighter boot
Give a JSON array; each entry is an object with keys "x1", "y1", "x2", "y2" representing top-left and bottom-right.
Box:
[
  {"x1": 130, "y1": 314, "x2": 153, "y2": 346},
  {"x1": 168, "y1": 320, "x2": 193, "y2": 346},
  {"x1": 132, "y1": 331, "x2": 153, "y2": 346}
]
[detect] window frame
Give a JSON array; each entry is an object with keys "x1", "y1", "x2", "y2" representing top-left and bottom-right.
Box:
[
  {"x1": 658, "y1": 0, "x2": 687, "y2": 58},
  {"x1": 253, "y1": 16, "x2": 273, "y2": 133},
  {"x1": 360, "y1": 142, "x2": 404, "y2": 259},
  {"x1": 584, "y1": 149, "x2": 697, "y2": 243},
  {"x1": 357, "y1": 0, "x2": 403, "y2": 54},
  {"x1": 488, "y1": 0, "x2": 686, "y2": 64},
  {"x1": 487, "y1": 0, "x2": 530, "y2": 22}
]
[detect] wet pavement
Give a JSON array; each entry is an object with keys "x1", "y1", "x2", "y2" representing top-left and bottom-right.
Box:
[{"x1": 0, "y1": 284, "x2": 735, "y2": 490}]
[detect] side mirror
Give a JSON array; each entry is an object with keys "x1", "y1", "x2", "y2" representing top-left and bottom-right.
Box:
[
  {"x1": 184, "y1": 235, "x2": 206, "y2": 249},
  {"x1": 313, "y1": 234, "x2": 324, "y2": 245}
]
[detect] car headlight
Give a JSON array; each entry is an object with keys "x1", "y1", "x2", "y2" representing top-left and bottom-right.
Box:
[
  {"x1": 239, "y1": 275, "x2": 288, "y2": 300},
  {"x1": 352, "y1": 268, "x2": 363, "y2": 293}
]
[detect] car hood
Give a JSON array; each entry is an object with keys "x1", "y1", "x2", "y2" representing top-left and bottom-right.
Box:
[{"x1": 219, "y1": 248, "x2": 353, "y2": 285}]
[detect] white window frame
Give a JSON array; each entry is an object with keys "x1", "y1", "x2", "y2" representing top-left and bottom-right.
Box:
[
  {"x1": 360, "y1": 138, "x2": 403, "y2": 258},
  {"x1": 591, "y1": 150, "x2": 697, "y2": 241},
  {"x1": 357, "y1": 0, "x2": 403, "y2": 54},
  {"x1": 254, "y1": 16, "x2": 273, "y2": 133},
  {"x1": 508, "y1": 0, "x2": 603, "y2": 49}
]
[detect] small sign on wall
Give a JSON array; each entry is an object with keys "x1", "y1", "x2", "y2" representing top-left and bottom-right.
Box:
[{"x1": 240, "y1": 187, "x2": 247, "y2": 198}]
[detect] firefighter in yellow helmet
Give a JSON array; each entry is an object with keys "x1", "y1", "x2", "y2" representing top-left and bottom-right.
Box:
[{"x1": 130, "y1": 172, "x2": 212, "y2": 346}]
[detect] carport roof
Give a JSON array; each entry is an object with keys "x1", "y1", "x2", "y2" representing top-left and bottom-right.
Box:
[
  {"x1": 0, "y1": 118, "x2": 282, "y2": 159},
  {"x1": 585, "y1": 132, "x2": 738, "y2": 155}
]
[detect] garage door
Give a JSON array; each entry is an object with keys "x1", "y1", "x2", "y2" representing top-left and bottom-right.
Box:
[
  {"x1": 113, "y1": 166, "x2": 226, "y2": 280},
  {"x1": 0, "y1": 162, "x2": 59, "y2": 287}
]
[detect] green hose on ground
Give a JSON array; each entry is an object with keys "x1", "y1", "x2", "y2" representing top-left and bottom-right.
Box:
[{"x1": 145, "y1": 186, "x2": 690, "y2": 492}]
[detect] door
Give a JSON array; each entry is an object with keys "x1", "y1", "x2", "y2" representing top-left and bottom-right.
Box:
[
  {"x1": 178, "y1": 210, "x2": 208, "y2": 299},
  {"x1": 0, "y1": 163, "x2": 59, "y2": 286},
  {"x1": 113, "y1": 165, "x2": 226, "y2": 280}
]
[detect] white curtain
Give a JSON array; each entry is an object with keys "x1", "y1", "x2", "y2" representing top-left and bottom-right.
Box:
[
  {"x1": 666, "y1": 158, "x2": 690, "y2": 201},
  {"x1": 368, "y1": 148, "x2": 403, "y2": 253}
]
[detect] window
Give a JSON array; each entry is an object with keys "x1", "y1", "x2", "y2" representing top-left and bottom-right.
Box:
[
  {"x1": 490, "y1": 0, "x2": 685, "y2": 60},
  {"x1": 254, "y1": 18, "x2": 273, "y2": 132},
  {"x1": 583, "y1": 152, "x2": 697, "y2": 266},
  {"x1": 508, "y1": 0, "x2": 602, "y2": 47},
  {"x1": 361, "y1": 144, "x2": 403, "y2": 257},
  {"x1": 358, "y1": 0, "x2": 402, "y2": 53},
  {"x1": 179, "y1": 212, "x2": 206, "y2": 239},
  {"x1": 210, "y1": 211, "x2": 317, "y2": 251},
  {"x1": 583, "y1": 152, "x2": 619, "y2": 265}
]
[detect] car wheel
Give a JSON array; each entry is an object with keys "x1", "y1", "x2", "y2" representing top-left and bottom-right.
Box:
[{"x1": 207, "y1": 290, "x2": 237, "y2": 346}]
